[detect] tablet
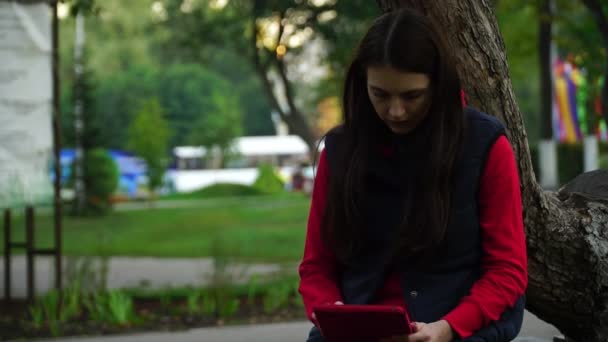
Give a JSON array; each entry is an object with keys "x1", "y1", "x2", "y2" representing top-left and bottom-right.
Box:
[{"x1": 312, "y1": 304, "x2": 412, "y2": 341}]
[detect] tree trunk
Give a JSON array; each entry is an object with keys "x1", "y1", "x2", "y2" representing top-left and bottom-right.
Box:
[
  {"x1": 376, "y1": 1, "x2": 608, "y2": 341},
  {"x1": 249, "y1": 8, "x2": 317, "y2": 158}
]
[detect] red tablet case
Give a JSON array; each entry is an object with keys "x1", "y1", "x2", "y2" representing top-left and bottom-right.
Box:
[{"x1": 313, "y1": 304, "x2": 412, "y2": 341}]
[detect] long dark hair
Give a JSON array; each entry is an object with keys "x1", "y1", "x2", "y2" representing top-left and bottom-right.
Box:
[{"x1": 322, "y1": 8, "x2": 465, "y2": 265}]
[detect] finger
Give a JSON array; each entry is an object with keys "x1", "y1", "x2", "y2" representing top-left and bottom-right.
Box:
[
  {"x1": 311, "y1": 312, "x2": 319, "y2": 326},
  {"x1": 334, "y1": 301, "x2": 344, "y2": 305},
  {"x1": 408, "y1": 322, "x2": 421, "y2": 334},
  {"x1": 406, "y1": 332, "x2": 429, "y2": 342}
]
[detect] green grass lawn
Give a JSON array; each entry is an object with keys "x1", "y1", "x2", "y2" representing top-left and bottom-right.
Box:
[{"x1": 0, "y1": 194, "x2": 311, "y2": 262}]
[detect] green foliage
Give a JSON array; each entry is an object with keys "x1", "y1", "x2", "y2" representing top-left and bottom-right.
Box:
[
  {"x1": 61, "y1": 51, "x2": 108, "y2": 149},
  {"x1": 160, "y1": 64, "x2": 243, "y2": 148},
  {"x1": 186, "y1": 292, "x2": 202, "y2": 315},
  {"x1": 60, "y1": 285, "x2": 83, "y2": 323},
  {"x1": 161, "y1": 0, "x2": 379, "y2": 146},
  {"x1": 218, "y1": 297, "x2": 240, "y2": 319},
  {"x1": 201, "y1": 290, "x2": 217, "y2": 317},
  {"x1": 29, "y1": 305, "x2": 45, "y2": 329},
  {"x1": 247, "y1": 274, "x2": 260, "y2": 306},
  {"x1": 159, "y1": 292, "x2": 172, "y2": 312},
  {"x1": 127, "y1": 98, "x2": 172, "y2": 192},
  {"x1": 28, "y1": 290, "x2": 63, "y2": 336},
  {"x1": 94, "y1": 65, "x2": 159, "y2": 149},
  {"x1": 253, "y1": 164, "x2": 284, "y2": 194},
  {"x1": 92, "y1": 63, "x2": 245, "y2": 150},
  {"x1": 84, "y1": 290, "x2": 135, "y2": 325},
  {"x1": 83, "y1": 292, "x2": 110, "y2": 322},
  {"x1": 496, "y1": 2, "x2": 540, "y2": 144},
  {"x1": 495, "y1": 0, "x2": 608, "y2": 144},
  {"x1": 163, "y1": 183, "x2": 263, "y2": 200},
  {"x1": 106, "y1": 291, "x2": 135, "y2": 325},
  {"x1": 83, "y1": 149, "x2": 119, "y2": 213},
  {"x1": 262, "y1": 282, "x2": 292, "y2": 314}
]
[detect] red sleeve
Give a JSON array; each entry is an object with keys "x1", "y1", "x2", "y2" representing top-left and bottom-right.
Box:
[
  {"x1": 298, "y1": 149, "x2": 343, "y2": 321},
  {"x1": 443, "y1": 135, "x2": 528, "y2": 338}
]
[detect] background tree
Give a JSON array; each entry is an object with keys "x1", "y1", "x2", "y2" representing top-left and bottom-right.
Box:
[
  {"x1": 127, "y1": 98, "x2": 172, "y2": 196},
  {"x1": 188, "y1": 90, "x2": 243, "y2": 168},
  {"x1": 375, "y1": 1, "x2": 608, "y2": 341},
  {"x1": 161, "y1": 0, "x2": 378, "y2": 152},
  {"x1": 157, "y1": 64, "x2": 244, "y2": 147},
  {"x1": 579, "y1": 0, "x2": 608, "y2": 125}
]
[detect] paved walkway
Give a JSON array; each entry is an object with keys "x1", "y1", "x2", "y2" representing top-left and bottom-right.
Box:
[
  {"x1": 0, "y1": 256, "x2": 289, "y2": 298},
  {"x1": 41, "y1": 310, "x2": 560, "y2": 342}
]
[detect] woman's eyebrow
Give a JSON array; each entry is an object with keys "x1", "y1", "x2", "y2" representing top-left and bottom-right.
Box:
[
  {"x1": 368, "y1": 85, "x2": 388, "y2": 92},
  {"x1": 368, "y1": 85, "x2": 428, "y2": 94}
]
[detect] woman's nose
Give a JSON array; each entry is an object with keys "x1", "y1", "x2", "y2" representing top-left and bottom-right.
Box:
[{"x1": 388, "y1": 99, "x2": 406, "y2": 119}]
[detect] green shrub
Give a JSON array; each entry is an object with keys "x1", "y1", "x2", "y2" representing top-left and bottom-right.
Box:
[
  {"x1": 196, "y1": 183, "x2": 261, "y2": 197},
  {"x1": 70, "y1": 149, "x2": 119, "y2": 214},
  {"x1": 84, "y1": 149, "x2": 119, "y2": 213},
  {"x1": 253, "y1": 164, "x2": 284, "y2": 194},
  {"x1": 163, "y1": 183, "x2": 262, "y2": 200}
]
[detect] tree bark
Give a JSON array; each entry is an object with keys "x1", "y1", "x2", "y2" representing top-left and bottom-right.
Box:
[{"x1": 376, "y1": 1, "x2": 608, "y2": 341}]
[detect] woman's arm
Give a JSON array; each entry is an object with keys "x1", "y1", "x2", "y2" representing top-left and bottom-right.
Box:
[
  {"x1": 442, "y1": 135, "x2": 528, "y2": 338},
  {"x1": 298, "y1": 149, "x2": 344, "y2": 321}
]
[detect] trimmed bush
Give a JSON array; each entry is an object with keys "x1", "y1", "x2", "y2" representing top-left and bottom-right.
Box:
[
  {"x1": 192, "y1": 183, "x2": 262, "y2": 197},
  {"x1": 253, "y1": 164, "x2": 284, "y2": 194},
  {"x1": 83, "y1": 149, "x2": 119, "y2": 213}
]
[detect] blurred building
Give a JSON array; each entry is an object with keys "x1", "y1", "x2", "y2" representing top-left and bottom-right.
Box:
[{"x1": 168, "y1": 135, "x2": 313, "y2": 193}]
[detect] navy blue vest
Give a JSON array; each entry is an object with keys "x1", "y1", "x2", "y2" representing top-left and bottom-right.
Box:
[{"x1": 307, "y1": 107, "x2": 525, "y2": 342}]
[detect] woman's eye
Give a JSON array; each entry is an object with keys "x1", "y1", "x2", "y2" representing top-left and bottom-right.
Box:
[
  {"x1": 402, "y1": 93, "x2": 422, "y2": 101},
  {"x1": 373, "y1": 92, "x2": 388, "y2": 99}
]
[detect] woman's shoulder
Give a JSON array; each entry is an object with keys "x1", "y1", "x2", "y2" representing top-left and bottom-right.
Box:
[
  {"x1": 464, "y1": 106, "x2": 505, "y2": 132},
  {"x1": 462, "y1": 107, "x2": 507, "y2": 158},
  {"x1": 323, "y1": 124, "x2": 346, "y2": 149}
]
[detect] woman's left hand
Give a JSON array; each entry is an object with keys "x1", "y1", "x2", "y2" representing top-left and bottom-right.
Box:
[{"x1": 380, "y1": 319, "x2": 454, "y2": 342}]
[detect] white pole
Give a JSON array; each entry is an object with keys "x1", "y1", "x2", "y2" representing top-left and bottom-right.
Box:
[
  {"x1": 73, "y1": 12, "x2": 85, "y2": 213},
  {"x1": 583, "y1": 135, "x2": 599, "y2": 172}
]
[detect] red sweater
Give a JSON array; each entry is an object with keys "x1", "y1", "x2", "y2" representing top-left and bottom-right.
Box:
[{"x1": 298, "y1": 135, "x2": 528, "y2": 339}]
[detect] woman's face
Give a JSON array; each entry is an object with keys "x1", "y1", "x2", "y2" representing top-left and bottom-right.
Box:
[{"x1": 366, "y1": 65, "x2": 431, "y2": 135}]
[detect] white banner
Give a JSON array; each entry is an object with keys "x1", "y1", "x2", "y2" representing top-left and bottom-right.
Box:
[{"x1": 0, "y1": 1, "x2": 53, "y2": 208}]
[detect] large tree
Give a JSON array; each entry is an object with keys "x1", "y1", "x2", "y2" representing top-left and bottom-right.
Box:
[{"x1": 376, "y1": 1, "x2": 608, "y2": 341}]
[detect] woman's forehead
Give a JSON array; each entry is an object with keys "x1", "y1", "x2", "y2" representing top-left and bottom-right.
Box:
[{"x1": 366, "y1": 66, "x2": 430, "y2": 92}]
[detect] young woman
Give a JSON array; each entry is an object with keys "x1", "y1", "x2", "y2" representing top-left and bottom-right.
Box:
[{"x1": 298, "y1": 8, "x2": 527, "y2": 342}]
